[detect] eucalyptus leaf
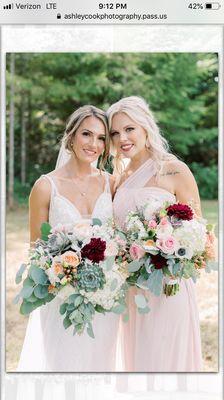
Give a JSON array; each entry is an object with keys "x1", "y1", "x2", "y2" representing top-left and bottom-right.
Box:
[
  {"x1": 34, "y1": 285, "x2": 49, "y2": 299},
  {"x1": 23, "y1": 276, "x2": 35, "y2": 287},
  {"x1": 134, "y1": 294, "x2": 148, "y2": 309},
  {"x1": 112, "y1": 303, "x2": 126, "y2": 314},
  {"x1": 60, "y1": 303, "x2": 68, "y2": 315},
  {"x1": 26, "y1": 293, "x2": 38, "y2": 303},
  {"x1": 20, "y1": 300, "x2": 35, "y2": 315},
  {"x1": 102, "y1": 256, "x2": 115, "y2": 271},
  {"x1": 20, "y1": 286, "x2": 34, "y2": 299},
  {"x1": 13, "y1": 294, "x2": 21, "y2": 305},
  {"x1": 67, "y1": 303, "x2": 75, "y2": 312},
  {"x1": 63, "y1": 316, "x2": 72, "y2": 329},
  {"x1": 173, "y1": 263, "x2": 182, "y2": 275},
  {"x1": 92, "y1": 218, "x2": 102, "y2": 226},
  {"x1": 136, "y1": 275, "x2": 148, "y2": 290},
  {"x1": 74, "y1": 295, "x2": 83, "y2": 308},
  {"x1": 30, "y1": 265, "x2": 48, "y2": 285},
  {"x1": 87, "y1": 322, "x2": 95, "y2": 339},
  {"x1": 128, "y1": 260, "x2": 142, "y2": 273},
  {"x1": 15, "y1": 263, "x2": 27, "y2": 284},
  {"x1": 146, "y1": 269, "x2": 163, "y2": 296},
  {"x1": 70, "y1": 309, "x2": 83, "y2": 324},
  {"x1": 95, "y1": 304, "x2": 106, "y2": 314},
  {"x1": 138, "y1": 306, "x2": 150, "y2": 314},
  {"x1": 116, "y1": 231, "x2": 126, "y2": 241},
  {"x1": 68, "y1": 294, "x2": 79, "y2": 303}
]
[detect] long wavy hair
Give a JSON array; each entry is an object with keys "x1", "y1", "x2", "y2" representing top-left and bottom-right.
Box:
[
  {"x1": 62, "y1": 105, "x2": 110, "y2": 170},
  {"x1": 107, "y1": 96, "x2": 176, "y2": 174}
]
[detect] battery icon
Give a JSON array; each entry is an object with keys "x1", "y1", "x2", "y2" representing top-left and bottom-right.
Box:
[{"x1": 205, "y1": 2, "x2": 221, "y2": 9}]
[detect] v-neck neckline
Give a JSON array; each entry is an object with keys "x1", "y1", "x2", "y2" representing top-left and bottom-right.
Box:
[{"x1": 117, "y1": 158, "x2": 154, "y2": 191}]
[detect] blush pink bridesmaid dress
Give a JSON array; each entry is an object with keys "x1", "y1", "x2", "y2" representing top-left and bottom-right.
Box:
[{"x1": 113, "y1": 158, "x2": 203, "y2": 372}]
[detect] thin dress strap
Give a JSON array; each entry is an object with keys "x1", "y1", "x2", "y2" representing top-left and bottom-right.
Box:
[
  {"x1": 118, "y1": 158, "x2": 157, "y2": 190},
  {"x1": 103, "y1": 172, "x2": 111, "y2": 194},
  {"x1": 41, "y1": 174, "x2": 58, "y2": 196}
]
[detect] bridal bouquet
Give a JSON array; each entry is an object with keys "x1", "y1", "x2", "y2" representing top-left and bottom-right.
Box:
[
  {"x1": 125, "y1": 201, "x2": 217, "y2": 308},
  {"x1": 14, "y1": 219, "x2": 129, "y2": 338}
]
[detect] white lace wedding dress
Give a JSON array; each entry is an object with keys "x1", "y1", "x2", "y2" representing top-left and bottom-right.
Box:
[{"x1": 17, "y1": 172, "x2": 120, "y2": 372}]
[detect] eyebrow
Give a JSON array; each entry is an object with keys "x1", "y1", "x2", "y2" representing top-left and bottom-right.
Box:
[
  {"x1": 81, "y1": 128, "x2": 105, "y2": 136},
  {"x1": 110, "y1": 124, "x2": 134, "y2": 132}
]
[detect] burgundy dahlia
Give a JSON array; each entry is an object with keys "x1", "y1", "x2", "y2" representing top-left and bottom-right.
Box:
[
  {"x1": 166, "y1": 203, "x2": 194, "y2": 221},
  {"x1": 150, "y1": 254, "x2": 168, "y2": 270},
  {"x1": 81, "y1": 238, "x2": 106, "y2": 263}
]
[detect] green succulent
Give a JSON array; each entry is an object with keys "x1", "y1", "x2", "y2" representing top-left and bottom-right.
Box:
[{"x1": 77, "y1": 263, "x2": 106, "y2": 292}]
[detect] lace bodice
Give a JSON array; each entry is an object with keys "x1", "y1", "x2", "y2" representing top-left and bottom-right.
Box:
[{"x1": 42, "y1": 173, "x2": 113, "y2": 227}]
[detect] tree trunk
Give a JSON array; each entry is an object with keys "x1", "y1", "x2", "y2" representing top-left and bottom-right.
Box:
[
  {"x1": 21, "y1": 94, "x2": 26, "y2": 184},
  {"x1": 8, "y1": 53, "x2": 15, "y2": 209}
]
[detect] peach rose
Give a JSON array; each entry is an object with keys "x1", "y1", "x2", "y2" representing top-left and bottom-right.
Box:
[
  {"x1": 205, "y1": 232, "x2": 216, "y2": 260},
  {"x1": 61, "y1": 251, "x2": 80, "y2": 267},
  {"x1": 144, "y1": 239, "x2": 155, "y2": 247},
  {"x1": 52, "y1": 259, "x2": 63, "y2": 275}
]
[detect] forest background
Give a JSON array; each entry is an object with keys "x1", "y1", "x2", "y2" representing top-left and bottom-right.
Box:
[{"x1": 6, "y1": 52, "x2": 218, "y2": 206}]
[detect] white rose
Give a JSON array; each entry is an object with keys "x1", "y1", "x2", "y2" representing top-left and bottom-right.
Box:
[
  {"x1": 57, "y1": 285, "x2": 76, "y2": 301},
  {"x1": 143, "y1": 200, "x2": 162, "y2": 220}
]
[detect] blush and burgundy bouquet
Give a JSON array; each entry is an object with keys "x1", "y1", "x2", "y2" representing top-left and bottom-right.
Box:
[
  {"x1": 14, "y1": 219, "x2": 129, "y2": 338},
  {"x1": 124, "y1": 201, "x2": 217, "y2": 311}
]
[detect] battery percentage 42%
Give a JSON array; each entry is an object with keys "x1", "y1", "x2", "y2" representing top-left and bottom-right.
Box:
[{"x1": 188, "y1": 3, "x2": 204, "y2": 9}]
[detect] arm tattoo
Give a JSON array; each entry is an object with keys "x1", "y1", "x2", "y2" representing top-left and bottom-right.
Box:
[{"x1": 160, "y1": 171, "x2": 180, "y2": 177}]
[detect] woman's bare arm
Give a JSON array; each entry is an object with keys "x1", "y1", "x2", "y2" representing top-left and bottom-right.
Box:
[
  {"x1": 29, "y1": 178, "x2": 51, "y2": 243},
  {"x1": 171, "y1": 161, "x2": 202, "y2": 216}
]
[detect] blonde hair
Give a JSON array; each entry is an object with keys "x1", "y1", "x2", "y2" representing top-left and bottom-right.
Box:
[
  {"x1": 62, "y1": 105, "x2": 109, "y2": 170},
  {"x1": 107, "y1": 96, "x2": 176, "y2": 174}
]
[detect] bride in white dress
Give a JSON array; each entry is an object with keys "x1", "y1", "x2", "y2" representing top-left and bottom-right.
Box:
[{"x1": 17, "y1": 105, "x2": 119, "y2": 372}]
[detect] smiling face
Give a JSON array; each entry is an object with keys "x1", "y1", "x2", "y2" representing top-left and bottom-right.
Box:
[
  {"x1": 71, "y1": 115, "x2": 106, "y2": 163},
  {"x1": 110, "y1": 112, "x2": 149, "y2": 160}
]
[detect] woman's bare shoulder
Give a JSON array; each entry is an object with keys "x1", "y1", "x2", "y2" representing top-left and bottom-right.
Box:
[
  {"x1": 30, "y1": 175, "x2": 51, "y2": 202},
  {"x1": 161, "y1": 159, "x2": 192, "y2": 178}
]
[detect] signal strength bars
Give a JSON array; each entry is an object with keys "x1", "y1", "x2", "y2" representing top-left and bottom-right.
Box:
[{"x1": 3, "y1": 3, "x2": 13, "y2": 9}]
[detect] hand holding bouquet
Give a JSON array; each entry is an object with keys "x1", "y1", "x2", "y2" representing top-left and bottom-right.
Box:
[
  {"x1": 14, "y1": 219, "x2": 129, "y2": 338},
  {"x1": 125, "y1": 201, "x2": 217, "y2": 307}
]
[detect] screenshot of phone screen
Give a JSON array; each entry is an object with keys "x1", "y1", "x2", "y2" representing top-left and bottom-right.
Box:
[{"x1": 0, "y1": 1, "x2": 223, "y2": 399}]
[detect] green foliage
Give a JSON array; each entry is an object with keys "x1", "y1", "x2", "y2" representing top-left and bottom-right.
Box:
[
  {"x1": 41, "y1": 222, "x2": 52, "y2": 241},
  {"x1": 6, "y1": 53, "x2": 218, "y2": 200},
  {"x1": 191, "y1": 163, "x2": 218, "y2": 199}
]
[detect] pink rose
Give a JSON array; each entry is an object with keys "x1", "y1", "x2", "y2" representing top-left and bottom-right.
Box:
[
  {"x1": 160, "y1": 217, "x2": 168, "y2": 226},
  {"x1": 130, "y1": 243, "x2": 145, "y2": 260},
  {"x1": 148, "y1": 220, "x2": 157, "y2": 229},
  {"x1": 156, "y1": 237, "x2": 176, "y2": 255}
]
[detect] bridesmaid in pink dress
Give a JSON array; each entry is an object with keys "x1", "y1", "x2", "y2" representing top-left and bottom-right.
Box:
[{"x1": 107, "y1": 96, "x2": 203, "y2": 372}]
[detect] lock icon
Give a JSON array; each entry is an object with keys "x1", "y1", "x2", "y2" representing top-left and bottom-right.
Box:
[{"x1": 57, "y1": 13, "x2": 61, "y2": 19}]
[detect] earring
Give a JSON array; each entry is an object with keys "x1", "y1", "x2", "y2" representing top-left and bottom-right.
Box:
[{"x1": 145, "y1": 138, "x2": 150, "y2": 149}]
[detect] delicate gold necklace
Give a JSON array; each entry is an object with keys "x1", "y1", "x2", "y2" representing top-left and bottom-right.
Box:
[
  {"x1": 70, "y1": 177, "x2": 90, "y2": 197},
  {"x1": 65, "y1": 166, "x2": 91, "y2": 197}
]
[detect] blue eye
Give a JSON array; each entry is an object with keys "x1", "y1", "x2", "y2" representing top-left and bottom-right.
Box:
[{"x1": 126, "y1": 127, "x2": 134, "y2": 132}]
